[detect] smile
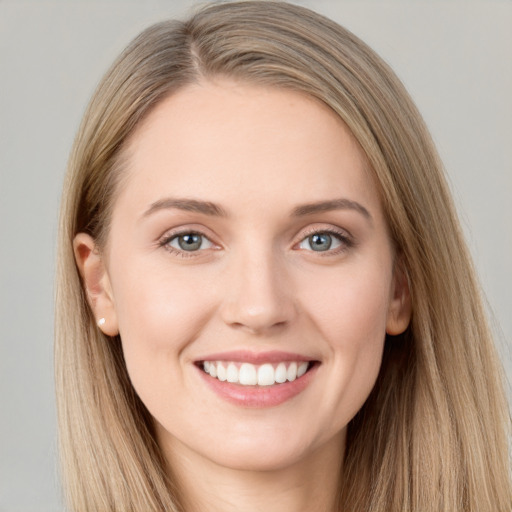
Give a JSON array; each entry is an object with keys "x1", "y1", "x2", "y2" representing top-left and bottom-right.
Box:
[
  {"x1": 202, "y1": 361, "x2": 310, "y2": 386},
  {"x1": 196, "y1": 351, "x2": 319, "y2": 407}
]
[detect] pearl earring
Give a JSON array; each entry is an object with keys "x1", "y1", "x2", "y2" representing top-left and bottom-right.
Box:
[{"x1": 98, "y1": 318, "x2": 106, "y2": 327}]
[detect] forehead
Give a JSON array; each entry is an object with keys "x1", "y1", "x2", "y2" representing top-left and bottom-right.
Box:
[{"x1": 116, "y1": 79, "x2": 379, "y2": 219}]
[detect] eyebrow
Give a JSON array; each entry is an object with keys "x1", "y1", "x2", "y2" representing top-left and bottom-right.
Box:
[
  {"x1": 143, "y1": 197, "x2": 227, "y2": 218},
  {"x1": 292, "y1": 198, "x2": 372, "y2": 221},
  {"x1": 142, "y1": 196, "x2": 371, "y2": 222}
]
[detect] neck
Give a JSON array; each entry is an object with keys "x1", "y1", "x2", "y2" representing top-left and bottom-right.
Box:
[{"x1": 162, "y1": 433, "x2": 345, "y2": 512}]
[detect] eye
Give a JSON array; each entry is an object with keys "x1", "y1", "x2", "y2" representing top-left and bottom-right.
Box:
[
  {"x1": 298, "y1": 231, "x2": 348, "y2": 252},
  {"x1": 164, "y1": 232, "x2": 214, "y2": 252}
]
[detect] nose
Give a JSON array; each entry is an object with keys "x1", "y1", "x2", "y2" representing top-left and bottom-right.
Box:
[{"x1": 219, "y1": 249, "x2": 296, "y2": 335}]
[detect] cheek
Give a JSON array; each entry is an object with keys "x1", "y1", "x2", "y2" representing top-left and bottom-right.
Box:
[
  {"x1": 302, "y1": 264, "x2": 392, "y2": 347},
  {"x1": 109, "y1": 258, "x2": 216, "y2": 384},
  {"x1": 298, "y1": 261, "x2": 392, "y2": 415}
]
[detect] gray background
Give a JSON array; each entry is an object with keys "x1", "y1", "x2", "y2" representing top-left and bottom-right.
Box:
[{"x1": 1, "y1": 1, "x2": 510, "y2": 510}]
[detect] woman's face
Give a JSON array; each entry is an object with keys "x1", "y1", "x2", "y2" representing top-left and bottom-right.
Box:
[{"x1": 78, "y1": 80, "x2": 410, "y2": 473}]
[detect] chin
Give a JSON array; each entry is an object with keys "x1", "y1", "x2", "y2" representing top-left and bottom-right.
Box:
[{"x1": 204, "y1": 439, "x2": 313, "y2": 473}]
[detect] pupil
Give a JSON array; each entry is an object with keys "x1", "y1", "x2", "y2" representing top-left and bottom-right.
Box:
[
  {"x1": 178, "y1": 234, "x2": 201, "y2": 251},
  {"x1": 310, "y1": 233, "x2": 331, "y2": 251}
]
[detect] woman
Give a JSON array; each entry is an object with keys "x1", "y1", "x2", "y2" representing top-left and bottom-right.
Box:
[{"x1": 55, "y1": 1, "x2": 511, "y2": 510}]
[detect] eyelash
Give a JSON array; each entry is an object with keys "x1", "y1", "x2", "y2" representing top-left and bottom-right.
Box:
[
  {"x1": 158, "y1": 226, "x2": 354, "y2": 257},
  {"x1": 297, "y1": 227, "x2": 354, "y2": 255},
  {"x1": 158, "y1": 230, "x2": 214, "y2": 258}
]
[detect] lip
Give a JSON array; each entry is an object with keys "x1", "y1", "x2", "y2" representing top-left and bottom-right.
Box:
[
  {"x1": 194, "y1": 351, "x2": 319, "y2": 408},
  {"x1": 197, "y1": 350, "x2": 315, "y2": 364}
]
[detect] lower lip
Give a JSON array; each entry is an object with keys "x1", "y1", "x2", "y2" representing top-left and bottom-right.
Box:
[{"x1": 196, "y1": 364, "x2": 318, "y2": 408}]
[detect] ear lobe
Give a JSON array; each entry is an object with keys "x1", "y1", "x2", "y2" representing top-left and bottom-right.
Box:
[
  {"x1": 73, "y1": 233, "x2": 119, "y2": 336},
  {"x1": 386, "y1": 258, "x2": 412, "y2": 336}
]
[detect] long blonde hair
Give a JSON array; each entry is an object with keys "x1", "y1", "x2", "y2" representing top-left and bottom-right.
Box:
[{"x1": 55, "y1": 2, "x2": 511, "y2": 510}]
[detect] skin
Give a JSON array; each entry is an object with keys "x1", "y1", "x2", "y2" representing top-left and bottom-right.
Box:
[{"x1": 75, "y1": 79, "x2": 411, "y2": 512}]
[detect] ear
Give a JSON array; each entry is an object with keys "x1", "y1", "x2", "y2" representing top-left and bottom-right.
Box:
[
  {"x1": 386, "y1": 257, "x2": 412, "y2": 336},
  {"x1": 73, "y1": 233, "x2": 119, "y2": 336}
]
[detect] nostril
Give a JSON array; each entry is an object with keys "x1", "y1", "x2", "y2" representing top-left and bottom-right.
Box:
[{"x1": 228, "y1": 319, "x2": 289, "y2": 335}]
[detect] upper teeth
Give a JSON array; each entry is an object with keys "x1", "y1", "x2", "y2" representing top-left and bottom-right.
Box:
[{"x1": 202, "y1": 361, "x2": 309, "y2": 386}]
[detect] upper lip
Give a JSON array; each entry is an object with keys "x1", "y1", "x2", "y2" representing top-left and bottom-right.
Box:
[{"x1": 196, "y1": 350, "x2": 317, "y2": 364}]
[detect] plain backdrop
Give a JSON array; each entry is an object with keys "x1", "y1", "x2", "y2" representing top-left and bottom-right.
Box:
[{"x1": 1, "y1": 1, "x2": 510, "y2": 510}]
